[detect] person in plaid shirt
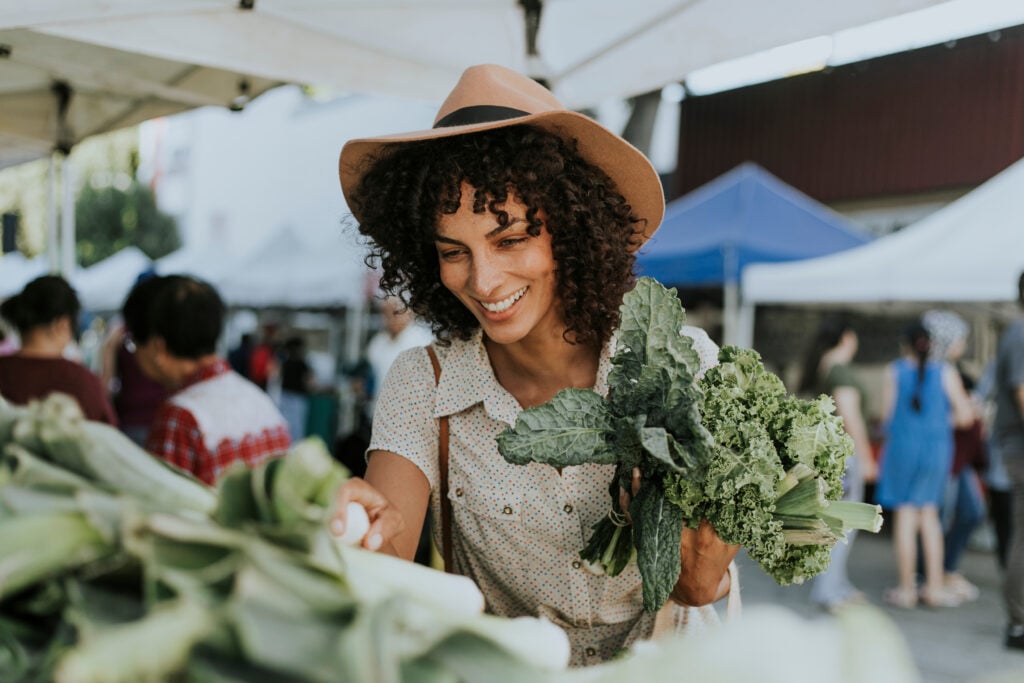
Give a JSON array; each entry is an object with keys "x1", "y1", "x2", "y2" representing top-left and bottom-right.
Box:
[{"x1": 122, "y1": 275, "x2": 290, "y2": 485}]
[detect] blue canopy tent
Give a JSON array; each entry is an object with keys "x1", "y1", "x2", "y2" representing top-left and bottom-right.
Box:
[{"x1": 636, "y1": 162, "x2": 872, "y2": 344}]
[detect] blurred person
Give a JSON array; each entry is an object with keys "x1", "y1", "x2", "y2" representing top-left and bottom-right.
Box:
[
  {"x1": 122, "y1": 275, "x2": 290, "y2": 485},
  {"x1": 249, "y1": 324, "x2": 280, "y2": 392},
  {"x1": 922, "y1": 309, "x2": 986, "y2": 602},
  {"x1": 997, "y1": 272, "x2": 1024, "y2": 651},
  {"x1": 797, "y1": 314, "x2": 877, "y2": 612},
  {"x1": 228, "y1": 332, "x2": 255, "y2": 380},
  {"x1": 365, "y1": 295, "x2": 433, "y2": 416},
  {"x1": 99, "y1": 319, "x2": 170, "y2": 447},
  {"x1": 279, "y1": 335, "x2": 312, "y2": 441},
  {"x1": 876, "y1": 321, "x2": 974, "y2": 608},
  {"x1": 978, "y1": 359, "x2": 1013, "y2": 571},
  {"x1": 0, "y1": 324, "x2": 17, "y2": 355},
  {"x1": 0, "y1": 275, "x2": 116, "y2": 424}
]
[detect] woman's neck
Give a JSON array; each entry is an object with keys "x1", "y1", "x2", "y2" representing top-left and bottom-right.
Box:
[
  {"x1": 484, "y1": 328, "x2": 601, "y2": 409},
  {"x1": 18, "y1": 329, "x2": 68, "y2": 358}
]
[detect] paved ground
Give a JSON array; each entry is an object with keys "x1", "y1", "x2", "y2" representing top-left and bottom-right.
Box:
[{"x1": 736, "y1": 525, "x2": 1024, "y2": 683}]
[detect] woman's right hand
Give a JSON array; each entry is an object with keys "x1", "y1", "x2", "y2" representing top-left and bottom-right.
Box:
[{"x1": 330, "y1": 477, "x2": 407, "y2": 554}]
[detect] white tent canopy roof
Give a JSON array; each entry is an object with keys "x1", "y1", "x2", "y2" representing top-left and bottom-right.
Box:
[
  {"x1": 215, "y1": 227, "x2": 368, "y2": 309},
  {"x1": 0, "y1": 252, "x2": 48, "y2": 298},
  {"x1": 71, "y1": 245, "x2": 151, "y2": 312},
  {"x1": 0, "y1": 26, "x2": 281, "y2": 170},
  {"x1": 6, "y1": 0, "x2": 947, "y2": 112},
  {"x1": 743, "y1": 156, "x2": 1024, "y2": 305}
]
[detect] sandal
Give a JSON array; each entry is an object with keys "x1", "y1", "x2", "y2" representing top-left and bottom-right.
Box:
[
  {"x1": 919, "y1": 586, "x2": 962, "y2": 608},
  {"x1": 884, "y1": 586, "x2": 918, "y2": 609},
  {"x1": 944, "y1": 573, "x2": 980, "y2": 602}
]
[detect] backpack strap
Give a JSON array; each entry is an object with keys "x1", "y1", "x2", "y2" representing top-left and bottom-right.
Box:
[{"x1": 425, "y1": 345, "x2": 453, "y2": 573}]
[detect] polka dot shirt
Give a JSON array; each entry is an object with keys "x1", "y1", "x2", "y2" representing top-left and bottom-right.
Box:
[{"x1": 369, "y1": 325, "x2": 724, "y2": 666}]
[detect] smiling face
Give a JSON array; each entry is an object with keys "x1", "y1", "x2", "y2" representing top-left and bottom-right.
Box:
[{"x1": 435, "y1": 184, "x2": 561, "y2": 346}]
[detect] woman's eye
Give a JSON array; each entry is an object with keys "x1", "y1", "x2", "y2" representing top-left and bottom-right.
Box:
[
  {"x1": 498, "y1": 237, "x2": 528, "y2": 248},
  {"x1": 440, "y1": 249, "x2": 465, "y2": 260}
]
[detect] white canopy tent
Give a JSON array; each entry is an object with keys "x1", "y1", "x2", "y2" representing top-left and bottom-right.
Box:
[
  {"x1": 7, "y1": 0, "x2": 948, "y2": 111},
  {"x1": 738, "y1": 156, "x2": 1024, "y2": 347},
  {"x1": 215, "y1": 227, "x2": 368, "y2": 310},
  {"x1": 0, "y1": 252, "x2": 47, "y2": 298},
  {"x1": 155, "y1": 244, "x2": 237, "y2": 285},
  {"x1": 71, "y1": 245, "x2": 152, "y2": 312}
]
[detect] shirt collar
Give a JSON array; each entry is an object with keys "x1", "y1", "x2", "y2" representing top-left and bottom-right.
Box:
[
  {"x1": 432, "y1": 329, "x2": 615, "y2": 427},
  {"x1": 178, "y1": 357, "x2": 231, "y2": 392}
]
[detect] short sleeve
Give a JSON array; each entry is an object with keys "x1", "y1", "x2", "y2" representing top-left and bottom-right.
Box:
[
  {"x1": 681, "y1": 325, "x2": 719, "y2": 379},
  {"x1": 146, "y1": 403, "x2": 202, "y2": 477},
  {"x1": 824, "y1": 364, "x2": 857, "y2": 391},
  {"x1": 368, "y1": 346, "x2": 440, "y2": 491}
]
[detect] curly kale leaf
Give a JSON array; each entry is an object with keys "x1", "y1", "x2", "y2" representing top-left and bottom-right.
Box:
[{"x1": 779, "y1": 395, "x2": 852, "y2": 499}]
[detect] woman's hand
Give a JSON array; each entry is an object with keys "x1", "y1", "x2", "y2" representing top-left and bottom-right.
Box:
[
  {"x1": 330, "y1": 477, "x2": 407, "y2": 555},
  {"x1": 671, "y1": 518, "x2": 739, "y2": 606}
]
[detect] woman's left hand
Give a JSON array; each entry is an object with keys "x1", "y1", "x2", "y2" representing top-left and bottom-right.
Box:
[{"x1": 671, "y1": 518, "x2": 739, "y2": 606}]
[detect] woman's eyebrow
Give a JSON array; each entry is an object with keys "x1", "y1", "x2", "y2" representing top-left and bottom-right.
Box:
[
  {"x1": 435, "y1": 217, "x2": 527, "y2": 244},
  {"x1": 485, "y1": 217, "x2": 526, "y2": 239}
]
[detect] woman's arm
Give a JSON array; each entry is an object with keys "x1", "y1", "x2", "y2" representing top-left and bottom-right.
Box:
[
  {"x1": 833, "y1": 386, "x2": 877, "y2": 483},
  {"x1": 671, "y1": 519, "x2": 739, "y2": 606},
  {"x1": 880, "y1": 364, "x2": 897, "y2": 425},
  {"x1": 942, "y1": 364, "x2": 976, "y2": 429},
  {"x1": 332, "y1": 449, "x2": 430, "y2": 561}
]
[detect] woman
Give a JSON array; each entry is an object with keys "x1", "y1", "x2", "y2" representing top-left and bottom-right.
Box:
[
  {"x1": 331, "y1": 65, "x2": 738, "y2": 665},
  {"x1": 876, "y1": 321, "x2": 973, "y2": 608},
  {"x1": 0, "y1": 274, "x2": 117, "y2": 424},
  {"x1": 921, "y1": 309, "x2": 986, "y2": 602},
  {"x1": 798, "y1": 314, "x2": 876, "y2": 612}
]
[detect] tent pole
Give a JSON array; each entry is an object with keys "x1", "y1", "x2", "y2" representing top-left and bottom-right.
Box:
[
  {"x1": 60, "y1": 154, "x2": 75, "y2": 277},
  {"x1": 47, "y1": 153, "x2": 59, "y2": 273},
  {"x1": 723, "y1": 279, "x2": 739, "y2": 346},
  {"x1": 736, "y1": 300, "x2": 756, "y2": 349}
]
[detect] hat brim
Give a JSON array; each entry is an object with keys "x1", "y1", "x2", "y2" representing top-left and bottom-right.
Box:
[{"x1": 339, "y1": 110, "x2": 664, "y2": 244}]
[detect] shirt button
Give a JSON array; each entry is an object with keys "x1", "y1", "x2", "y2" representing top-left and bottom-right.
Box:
[
  {"x1": 455, "y1": 488, "x2": 464, "y2": 497},
  {"x1": 585, "y1": 647, "x2": 597, "y2": 657},
  {"x1": 571, "y1": 560, "x2": 582, "y2": 569},
  {"x1": 563, "y1": 504, "x2": 574, "y2": 514},
  {"x1": 502, "y1": 505, "x2": 514, "y2": 515}
]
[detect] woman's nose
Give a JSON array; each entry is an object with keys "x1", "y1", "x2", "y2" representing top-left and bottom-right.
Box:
[{"x1": 469, "y1": 252, "x2": 502, "y2": 296}]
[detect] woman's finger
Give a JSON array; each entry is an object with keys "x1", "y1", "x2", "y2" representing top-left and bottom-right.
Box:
[{"x1": 330, "y1": 478, "x2": 405, "y2": 550}]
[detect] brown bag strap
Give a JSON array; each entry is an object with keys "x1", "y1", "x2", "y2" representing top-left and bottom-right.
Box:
[{"x1": 425, "y1": 345, "x2": 453, "y2": 574}]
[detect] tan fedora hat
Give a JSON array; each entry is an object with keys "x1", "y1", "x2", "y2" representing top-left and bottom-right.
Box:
[{"x1": 338, "y1": 64, "x2": 665, "y2": 242}]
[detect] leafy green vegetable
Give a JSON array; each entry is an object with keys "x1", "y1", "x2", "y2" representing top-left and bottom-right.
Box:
[
  {"x1": 675, "y1": 346, "x2": 882, "y2": 585},
  {"x1": 498, "y1": 278, "x2": 883, "y2": 611},
  {"x1": 497, "y1": 278, "x2": 715, "y2": 611}
]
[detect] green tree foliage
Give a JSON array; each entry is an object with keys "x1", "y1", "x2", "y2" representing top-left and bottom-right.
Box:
[{"x1": 75, "y1": 181, "x2": 180, "y2": 267}]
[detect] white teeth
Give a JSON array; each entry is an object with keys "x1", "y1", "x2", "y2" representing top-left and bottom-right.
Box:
[{"x1": 481, "y1": 287, "x2": 527, "y2": 313}]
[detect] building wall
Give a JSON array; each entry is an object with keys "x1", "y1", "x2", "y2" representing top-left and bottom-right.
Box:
[{"x1": 675, "y1": 23, "x2": 1024, "y2": 205}]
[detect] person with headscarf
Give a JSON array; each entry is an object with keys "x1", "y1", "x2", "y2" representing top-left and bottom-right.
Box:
[{"x1": 922, "y1": 309, "x2": 986, "y2": 602}]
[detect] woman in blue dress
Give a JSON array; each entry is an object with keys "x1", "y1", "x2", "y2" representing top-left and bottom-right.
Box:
[{"x1": 877, "y1": 322, "x2": 974, "y2": 608}]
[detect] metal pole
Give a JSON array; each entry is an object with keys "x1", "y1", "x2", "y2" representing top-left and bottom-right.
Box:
[
  {"x1": 60, "y1": 154, "x2": 75, "y2": 277},
  {"x1": 47, "y1": 153, "x2": 59, "y2": 273}
]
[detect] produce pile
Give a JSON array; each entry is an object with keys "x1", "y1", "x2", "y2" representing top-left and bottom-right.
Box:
[
  {"x1": 497, "y1": 278, "x2": 882, "y2": 611},
  {"x1": 0, "y1": 394, "x2": 570, "y2": 682}
]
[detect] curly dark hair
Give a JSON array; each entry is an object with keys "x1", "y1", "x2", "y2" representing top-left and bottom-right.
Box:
[{"x1": 350, "y1": 125, "x2": 645, "y2": 346}]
